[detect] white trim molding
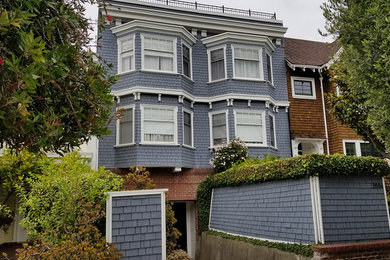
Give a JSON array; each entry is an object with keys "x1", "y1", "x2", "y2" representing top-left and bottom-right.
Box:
[
  {"x1": 202, "y1": 32, "x2": 276, "y2": 53},
  {"x1": 310, "y1": 176, "x2": 324, "y2": 244},
  {"x1": 111, "y1": 86, "x2": 290, "y2": 108},
  {"x1": 382, "y1": 177, "x2": 390, "y2": 233},
  {"x1": 291, "y1": 76, "x2": 316, "y2": 100},
  {"x1": 104, "y1": 2, "x2": 287, "y2": 39},
  {"x1": 111, "y1": 20, "x2": 196, "y2": 44},
  {"x1": 342, "y1": 139, "x2": 370, "y2": 156}
]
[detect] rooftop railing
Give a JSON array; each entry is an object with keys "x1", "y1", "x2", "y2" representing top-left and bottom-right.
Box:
[{"x1": 134, "y1": 0, "x2": 277, "y2": 20}]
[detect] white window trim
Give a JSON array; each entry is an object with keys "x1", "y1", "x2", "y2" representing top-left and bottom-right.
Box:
[
  {"x1": 115, "y1": 104, "x2": 135, "y2": 147},
  {"x1": 266, "y1": 52, "x2": 274, "y2": 86},
  {"x1": 140, "y1": 33, "x2": 178, "y2": 74},
  {"x1": 117, "y1": 36, "x2": 135, "y2": 75},
  {"x1": 291, "y1": 76, "x2": 316, "y2": 100},
  {"x1": 233, "y1": 109, "x2": 267, "y2": 147},
  {"x1": 182, "y1": 108, "x2": 194, "y2": 148},
  {"x1": 140, "y1": 104, "x2": 178, "y2": 145},
  {"x1": 342, "y1": 139, "x2": 369, "y2": 157},
  {"x1": 232, "y1": 44, "x2": 264, "y2": 81},
  {"x1": 207, "y1": 45, "x2": 227, "y2": 83},
  {"x1": 209, "y1": 110, "x2": 229, "y2": 148},
  {"x1": 182, "y1": 42, "x2": 193, "y2": 80},
  {"x1": 268, "y1": 111, "x2": 277, "y2": 149}
]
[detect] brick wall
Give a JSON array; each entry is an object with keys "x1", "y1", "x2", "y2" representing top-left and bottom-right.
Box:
[
  {"x1": 116, "y1": 167, "x2": 212, "y2": 201},
  {"x1": 312, "y1": 240, "x2": 390, "y2": 260}
]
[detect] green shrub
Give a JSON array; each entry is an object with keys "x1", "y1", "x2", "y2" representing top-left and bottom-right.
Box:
[
  {"x1": 211, "y1": 139, "x2": 249, "y2": 173},
  {"x1": 197, "y1": 153, "x2": 390, "y2": 233},
  {"x1": 16, "y1": 201, "x2": 123, "y2": 260},
  {"x1": 18, "y1": 151, "x2": 123, "y2": 243}
]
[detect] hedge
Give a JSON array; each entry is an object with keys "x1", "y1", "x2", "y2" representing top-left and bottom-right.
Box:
[{"x1": 197, "y1": 153, "x2": 390, "y2": 234}]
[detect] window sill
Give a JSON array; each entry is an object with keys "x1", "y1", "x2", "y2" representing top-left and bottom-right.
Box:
[
  {"x1": 114, "y1": 143, "x2": 135, "y2": 148},
  {"x1": 207, "y1": 78, "x2": 228, "y2": 84},
  {"x1": 232, "y1": 77, "x2": 265, "y2": 82},
  {"x1": 116, "y1": 70, "x2": 137, "y2": 77},
  {"x1": 292, "y1": 94, "x2": 316, "y2": 100},
  {"x1": 270, "y1": 146, "x2": 278, "y2": 151},
  {"x1": 140, "y1": 69, "x2": 179, "y2": 76},
  {"x1": 182, "y1": 74, "x2": 194, "y2": 83},
  {"x1": 183, "y1": 144, "x2": 196, "y2": 150},
  {"x1": 245, "y1": 144, "x2": 268, "y2": 148},
  {"x1": 140, "y1": 142, "x2": 180, "y2": 146},
  {"x1": 268, "y1": 81, "x2": 275, "y2": 88}
]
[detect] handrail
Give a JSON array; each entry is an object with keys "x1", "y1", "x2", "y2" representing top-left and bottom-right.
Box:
[{"x1": 134, "y1": 0, "x2": 277, "y2": 19}]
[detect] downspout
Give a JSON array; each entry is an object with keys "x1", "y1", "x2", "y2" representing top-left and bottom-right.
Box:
[{"x1": 319, "y1": 69, "x2": 330, "y2": 155}]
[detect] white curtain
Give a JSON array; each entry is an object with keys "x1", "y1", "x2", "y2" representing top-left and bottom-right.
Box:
[
  {"x1": 144, "y1": 108, "x2": 175, "y2": 142},
  {"x1": 236, "y1": 112, "x2": 263, "y2": 144},
  {"x1": 210, "y1": 49, "x2": 225, "y2": 81},
  {"x1": 234, "y1": 47, "x2": 260, "y2": 79}
]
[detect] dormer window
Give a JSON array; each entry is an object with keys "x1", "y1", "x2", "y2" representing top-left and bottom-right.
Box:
[
  {"x1": 142, "y1": 34, "x2": 177, "y2": 73},
  {"x1": 232, "y1": 45, "x2": 263, "y2": 80},
  {"x1": 208, "y1": 46, "x2": 226, "y2": 82},
  {"x1": 118, "y1": 37, "x2": 134, "y2": 74}
]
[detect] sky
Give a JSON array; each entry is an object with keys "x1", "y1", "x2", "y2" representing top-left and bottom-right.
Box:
[{"x1": 84, "y1": 0, "x2": 333, "y2": 43}]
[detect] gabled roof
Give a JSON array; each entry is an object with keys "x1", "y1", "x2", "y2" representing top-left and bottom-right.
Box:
[{"x1": 285, "y1": 37, "x2": 339, "y2": 67}]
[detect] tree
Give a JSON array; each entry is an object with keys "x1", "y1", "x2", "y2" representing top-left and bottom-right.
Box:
[
  {"x1": 321, "y1": 0, "x2": 390, "y2": 157},
  {"x1": 18, "y1": 152, "x2": 123, "y2": 243},
  {"x1": 0, "y1": 0, "x2": 115, "y2": 153}
]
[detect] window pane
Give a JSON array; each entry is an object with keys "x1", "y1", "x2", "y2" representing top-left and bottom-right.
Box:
[
  {"x1": 269, "y1": 115, "x2": 275, "y2": 147},
  {"x1": 360, "y1": 143, "x2": 377, "y2": 157},
  {"x1": 121, "y1": 39, "x2": 133, "y2": 52},
  {"x1": 183, "y1": 45, "x2": 191, "y2": 78},
  {"x1": 210, "y1": 49, "x2": 225, "y2": 81},
  {"x1": 212, "y1": 113, "x2": 227, "y2": 145},
  {"x1": 183, "y1": 112, "x2": 192, "y2": 146},
  {"x1": 143, "y1": 36, "x2": 175, "y2": 72},
  {"x1": 294, "y1": 80, "x2": 313, "y2": 96},
  {"x1": 121, "y1": 55, "x2": 133, "y2": 72},
  {"x1": 267, "y1": 54, "x2": 273, "y2": 83},
  {"x1": 235, "y1": 60, "x2": 260, "y2": 78},
  {"x1": 119, "y1": 108, "x2": 133, "y2": 144},
  {"x1": 143, "y1": 107, "x2": 175, "y2": 143},
  {"x1": 345, "y1": 142, "x2": 356, "y2": 155},
  {"x1": 236, "y1": 112, "x2": 263, "y2": 144}
]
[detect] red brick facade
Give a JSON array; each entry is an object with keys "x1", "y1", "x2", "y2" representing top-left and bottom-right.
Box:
[
  {"x1": 111, "y1": 167, "x2": 212, "y2": 201},
  {"x1": 312, "y1": 240, "x2": 390, "y2": 260}
]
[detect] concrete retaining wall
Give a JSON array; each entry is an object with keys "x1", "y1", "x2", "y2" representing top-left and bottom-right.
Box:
[{"x1": 196, "y1": 233, "x2": 311, "y2": 260}]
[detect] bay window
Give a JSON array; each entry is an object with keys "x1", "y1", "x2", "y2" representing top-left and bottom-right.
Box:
[
  {"x1": 116, "y1": 106, "x2": 134, "y2": 145},
  {"x1": 182, "y1": 44, "x2": 192, "y2": 78},
  {"x1": 118, "y1": 37, "x2": 134, "y2": 74},
  {"x1": 210, "y1": 111, "x2": 228, "y2": 146},
  {"x1": 235, "y1": 110, "x2": 266, "y2": 146},
  {"x1": 208, "y1": 47, "x2": 226, "y2": 82},
  {"x1": 183, "y1": 110, "x2": 193, "y2": 147},
  {"x1": 233, "y1": 45, "x2": 262, "y2": 80},
  {"x1": 141, "y1": 105, "x2": 177, "y2": 144},
  {"x1": 142, "y1": 35, "x2": 176, "y2": 72}
]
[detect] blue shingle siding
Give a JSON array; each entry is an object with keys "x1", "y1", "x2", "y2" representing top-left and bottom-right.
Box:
[
  {"x1": 209, "y1": 178, "x2": 315, "y2": 244},
  {"x1": 111, "y1": 195, "x2": 163, "y2": 260},
  {"x1": 97, "y1": 11, "x2": 292, "y2": 168},
  {"x1": 319, "y1": 175, "x2": 390, "y2": 243}
]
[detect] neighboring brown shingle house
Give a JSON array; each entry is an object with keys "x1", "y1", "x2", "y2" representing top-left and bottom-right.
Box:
[{"x1": 285, "y1": 37, "x2": 374, "y2": 156}]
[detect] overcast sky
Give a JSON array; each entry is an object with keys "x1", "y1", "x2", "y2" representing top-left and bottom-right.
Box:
[{"x1": 84, "y1": 0, "x2": 333, "y2": 43}]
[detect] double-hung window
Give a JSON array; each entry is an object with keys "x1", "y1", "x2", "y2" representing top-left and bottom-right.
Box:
[
  {"x1": 118, "y1": 37, "x2": 134, "y2": 74},
  {"x1": 266, "y1": 53, "x2": 273, "y2": 84},
  {"x1": 344, "y1": 140, "x2": 378, "y2": 157},
  {"x1": 210, "y1": 111, "x2": 228, "y2": 146},
  {"x1": 142, "y1": 35, "x2": 176, "y2": 72},
  {"x1": 141, "y1": 105, "x2": 177, "y2": 144},
  {"x1": 182, "y1": 44, "x2": 192, "y2": 79},
  {"x1": 235, "y1": 110, "x2": 266, "y2": 146},
  {"x1": 208, "y1": 47, "x2": 226, "y2": 82},
  {"x1": 269, "y1": 114, "x2": 276, "y2": 148},
  {"x1": 183, "y1": 110, "x2": 193, "y2": 147},
  {"x1": 233, "y1": 45, "x2": 262, "y2": 80},
  {"x1": 116, "y1": 106, "x2": 134, "y2": 145},
  {"x1": 291, "y1": 77, "x2": 316, "y2": 99}
]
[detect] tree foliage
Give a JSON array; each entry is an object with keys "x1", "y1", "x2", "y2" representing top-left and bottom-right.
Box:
[
  {"x1": 0, "y1": 150, "x2": 49, "y2": 231},
  {"x1": 210, "y1": 139, "x2": 249, "y2": 173},
  {"x1": 18, "y1": 152, "x2": 123, "y2": 243},
  {"x1": 321, "y1": 0, "x2": 390, "y2": 156},
  {"x1": 0, "y1": 0, "x2": 115, "y2": 153}
]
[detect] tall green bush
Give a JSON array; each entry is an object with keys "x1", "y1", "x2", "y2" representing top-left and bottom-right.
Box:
[
  {"x1": 211, "y1": 139, "x2": 249, "y2": 173},
  {"x1": 18, "y1": 151, "x2": 123, "y2": 242}
]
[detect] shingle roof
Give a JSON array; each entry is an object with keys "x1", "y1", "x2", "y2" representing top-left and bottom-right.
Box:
[{"x1": 284, "y1": 37, "x2": 340, "y2": 67}]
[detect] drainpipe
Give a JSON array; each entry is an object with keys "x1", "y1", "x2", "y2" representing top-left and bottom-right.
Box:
[{"x1": 319, "y1": 69, "x2": 330, "y2": 155}]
